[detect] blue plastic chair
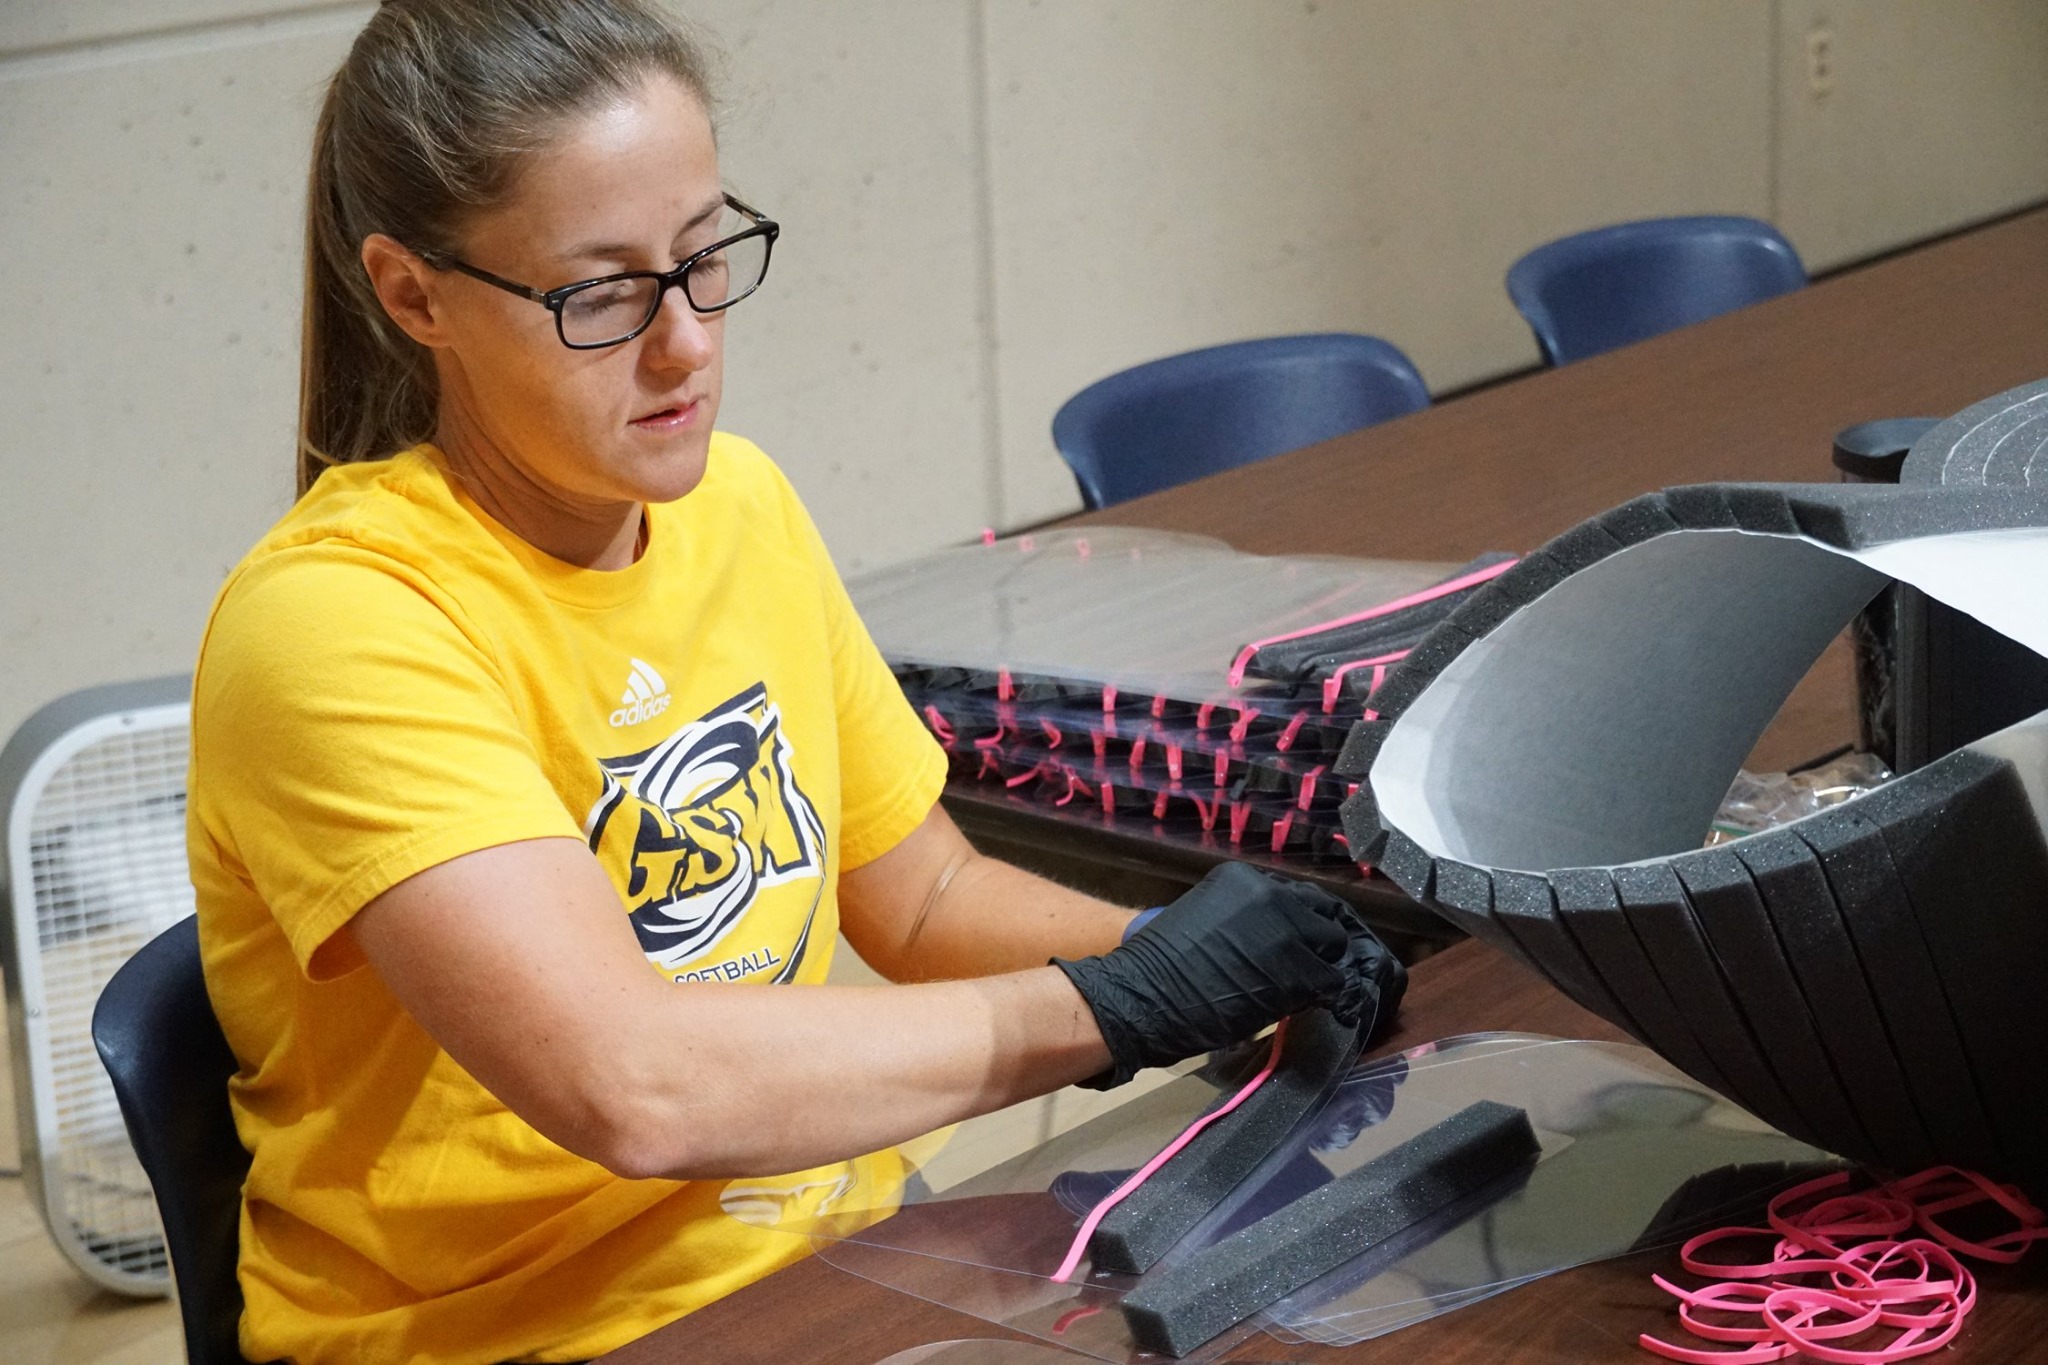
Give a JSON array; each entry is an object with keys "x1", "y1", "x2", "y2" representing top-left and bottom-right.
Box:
[
  {"x1": 1506, "y1": 216, "x2": 1806, "y2": 366},
  {"x1": 1050, "y1": 333, "x2": 1431, "y2": 509},
  {"x1": 93, "y1": 916, "x2": 252, "y2": 1365}
]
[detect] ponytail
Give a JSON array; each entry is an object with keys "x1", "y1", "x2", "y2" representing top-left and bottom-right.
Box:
[{"x1": 296, "y1": 0, "x2": 716, "y2": 496}]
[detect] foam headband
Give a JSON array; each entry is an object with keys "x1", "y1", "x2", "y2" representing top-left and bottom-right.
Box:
[{"x1": 1338, "y1": 377, "x2": 2048, "y2": 1193}]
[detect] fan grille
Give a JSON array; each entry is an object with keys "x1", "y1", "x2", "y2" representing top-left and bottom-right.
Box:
[{"x1": 24, "y1": 716, "x2": 193, "y2": 1287}]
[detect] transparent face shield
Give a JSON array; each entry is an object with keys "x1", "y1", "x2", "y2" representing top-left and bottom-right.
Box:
[{"x1": 731, "y1": 1026, "x2": 1836, "y2": 1362}]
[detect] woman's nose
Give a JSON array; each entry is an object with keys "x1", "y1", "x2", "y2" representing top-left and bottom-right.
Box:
[{"x1": 643, "y1": 283, "x2": 715, "y2": 372}]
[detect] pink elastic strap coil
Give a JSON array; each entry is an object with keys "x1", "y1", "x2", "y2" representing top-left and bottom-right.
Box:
[
  {"x1": 1639, "y1": 1165, "x2": 2046, "y2": 1364},
  {"x1": 1049, "y1": 1019, "x2": 1291, "y2": 1284},
  {"x1": 1225, "y1": 557, "x2": 1517, "y2": 687}
]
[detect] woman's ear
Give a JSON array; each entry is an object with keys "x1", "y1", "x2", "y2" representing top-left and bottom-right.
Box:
[{"x1": 360, "y1": 233, "x2": 448, "y2": 347}]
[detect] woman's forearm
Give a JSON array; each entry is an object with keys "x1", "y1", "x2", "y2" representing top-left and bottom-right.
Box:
[{"x1": 602, "y1": 965, "x2": 1109, "y2": 1180}]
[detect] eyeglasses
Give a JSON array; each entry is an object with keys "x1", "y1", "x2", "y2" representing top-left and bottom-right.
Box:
[{"x1": 420, "y1": 193, "x2": 779, "y2": 350}]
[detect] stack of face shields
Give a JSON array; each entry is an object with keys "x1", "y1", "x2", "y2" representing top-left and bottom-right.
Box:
[
  {"x1": 739, "y1": 1032, "x2": 1837, "y2": 1362},
  {"x1": 847, "y1": 529, "x2": 1511, "y2": 873},
  {"x1": 1342, "y1": 375, "x2": 2048, "y2": 1196}
]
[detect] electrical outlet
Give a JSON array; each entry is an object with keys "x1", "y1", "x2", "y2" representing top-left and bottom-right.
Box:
[{"x1": 1806, "y1": 22, "x2": 1836, "y2": 98}]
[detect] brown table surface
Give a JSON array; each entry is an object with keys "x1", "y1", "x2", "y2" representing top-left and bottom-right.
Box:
[
  {"x1": 947, "y1": 202, "x2": 2048, "y2": 914},
  {"x1": 605, "y1": 209, "x2": 2048, "y2": 1361},
  {"x1": 599, "y1": 938, "x2": 2048, "y2": 1363}
]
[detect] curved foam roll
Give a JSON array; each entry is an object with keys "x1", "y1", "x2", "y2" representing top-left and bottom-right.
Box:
[
  {"x1": 1118, "y1": 1100, "x2": 1539, "y2": 1357},
  {"x1": 1087, "y1": 1008, "x2": 1360, "y2": 1275},
  {"x1": 1340, "y1": 377, "x2": 2048, "y2": 1191}
]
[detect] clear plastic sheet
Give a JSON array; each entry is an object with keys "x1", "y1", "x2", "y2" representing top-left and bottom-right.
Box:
[
  {"x1": 1705, "y1": 750, "x2": 1896, "y2": 846},
  {"x1": 847, "y1": 528, "x2": 1454, "y2": 705},
  {"x1": 741, "y1": 1032, "x2": 1837, "y2": 1361}
]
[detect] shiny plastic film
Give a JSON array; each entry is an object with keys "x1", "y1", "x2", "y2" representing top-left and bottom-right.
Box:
[
  {"x1": 733, "y1": 1029, "x2": 1835, "y2": 1360},
  {"x1": 846, "y1": 529, "x2": 1509, "y2": 875}
]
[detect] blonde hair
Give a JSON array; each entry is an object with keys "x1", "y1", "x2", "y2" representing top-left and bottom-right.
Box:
[{"x1": 298, "y1": 0, "x2": 714, "y2": 495}]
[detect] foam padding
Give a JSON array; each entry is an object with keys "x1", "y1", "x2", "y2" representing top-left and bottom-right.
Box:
[
  {"x1": 1855, "y1": 749, "x2": 2048, "y2": 1188},
  {"x1": 1489, "y1": 869, "x2": 1638, "y2": 1035},
  {"x1": 1428, "y1": 858, "x2": 1498, "y2": 941},
  {"x1": 1547, "y1": 867, "x2": 1732, "y2": 1098},
  {"x1": 1724, "y1": 485, "x2": 1801, "y2": 535},
  {"x1": 1118, "y1": 1100, "x2": 1540, "y2": 1357},
  {"x1": 1662, "y1": 483, "x2": 1738, "y2": 529},
  {"x1": 1610, "y1": 862, "x2": 1817, "y2": 1147},
  {"x1": 1337, "y1": 785, "x2": 1391, "y2": 865},
  {"x1": 1332, "y1": 719, "x2": 1391, "y2": 779},
  {"x1": 1375, "y1": 830, "x2": 1437, "y2": 902},
  {"x1": 1795, "y1": 804, "x2": 2004, "y2": 1175},
  {"x1": 1732, "y1": 831, "x2": 1936, "y2": 1171},
  {"x1": 1088, "y1": 1009, "x2": 1360, "y2": 1275},
  {"x1": 1668, "y1": 847, "x2": 1877, "y2": 1164},
  {"x1": 1598, "y1": 493, "x2": 1683, "y2": 547}
]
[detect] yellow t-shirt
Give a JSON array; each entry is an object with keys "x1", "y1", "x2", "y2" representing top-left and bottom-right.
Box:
[{"x1": 187, "y1": 435, "x2": 947, "y2": 1364}]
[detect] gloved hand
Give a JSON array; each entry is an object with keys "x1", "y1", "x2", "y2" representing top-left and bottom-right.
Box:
[{"x1": 1052, "y1": 861, "x2": 1407, "y2": 1090}]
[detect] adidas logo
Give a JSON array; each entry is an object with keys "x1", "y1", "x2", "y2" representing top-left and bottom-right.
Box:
[{"x1": 609, "y1": 658, "x2": 673, "y2": 728}]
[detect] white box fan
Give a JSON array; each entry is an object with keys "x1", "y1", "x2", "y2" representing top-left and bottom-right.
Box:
[{"x1": 0, "y1": 677, "x2": 193, "y2": 1296}]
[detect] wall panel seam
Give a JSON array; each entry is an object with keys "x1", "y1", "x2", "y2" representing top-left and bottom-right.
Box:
[{"x1": 966, "y1": 0, "x2": 1008, "y2": 531}]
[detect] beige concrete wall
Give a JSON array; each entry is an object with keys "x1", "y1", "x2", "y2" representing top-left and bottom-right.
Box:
[
  {"x1": 1774, "y1": 0, "x2": 2048, "y2": 270},
  {"x1": 2, "y1": 1, "x2": 2046, "y2": 741},
  {"x1": 982, "y1": 0, "x2": 1775, "y2": 524}
]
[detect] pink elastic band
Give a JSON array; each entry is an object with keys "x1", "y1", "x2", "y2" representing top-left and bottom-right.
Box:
[
  {"x1": 1226, "y1": 557, "x2": 1517, "y2": 687},
  {"x1": 1049, "y1": 1019, "x2": 1290, "y2": 1283},
  {"x1": 1321, "y1": 650, "x2": 1409, "y2": 716}
]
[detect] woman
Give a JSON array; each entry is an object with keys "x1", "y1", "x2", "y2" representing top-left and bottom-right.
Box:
[{"x1": 187, "y1": 2, "x2": 1403, "y2": 1361}]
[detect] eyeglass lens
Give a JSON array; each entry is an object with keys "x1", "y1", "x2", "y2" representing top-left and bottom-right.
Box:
[{"x1": 557, "y1": 230, "x2": 771, "y2": 346}]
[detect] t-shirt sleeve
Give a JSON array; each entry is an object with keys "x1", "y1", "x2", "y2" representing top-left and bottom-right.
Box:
[
  {"x1": 191, "y1": 546, "x2": 581, "y2": 980},
  {"x1": 772, "y1": 476, "x2": 947, "y2": 872}
]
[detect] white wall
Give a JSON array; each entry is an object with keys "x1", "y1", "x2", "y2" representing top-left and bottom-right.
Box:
[{"x1": 2, "y1": 1, "x2": 2045, "y2": 740}]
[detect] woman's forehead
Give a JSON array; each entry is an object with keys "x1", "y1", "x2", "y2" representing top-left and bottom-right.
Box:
[{"x1": 479, "y1": 74, "x2": 719, "y2": 266}]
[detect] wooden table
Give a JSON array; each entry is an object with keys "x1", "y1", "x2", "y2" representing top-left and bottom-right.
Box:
[
  {"x1": 948, "y1": 203, "x2": 2048, "y2": 921},
  {"x1": 606, "y1": 207, "x2": 2048, "y2": 1361},
  {"x1": 599, "y1": 938, "x2": 2048, "y2": 1362}
]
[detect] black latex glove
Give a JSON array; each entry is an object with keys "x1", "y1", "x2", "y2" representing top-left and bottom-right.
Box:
[{"x1": 1052, "y1": 861, "x2": 1407, "y2": 1090}]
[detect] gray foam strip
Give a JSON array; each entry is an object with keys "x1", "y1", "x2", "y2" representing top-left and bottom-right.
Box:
[
  {"x1": 1856, "y1": 750, "x2": 2048, "y2": 1188},
  {"x1": 1429, "y1": 857, "x2": 1502, "y2": 942},
  {"x1": 1489, "y1": 869, "x2": 1640, "y2": 1036},
  {"x1": 1662, "y1": 484, "x2": 1739, "y2": 529},
  {"x1": 1795, "y1": 805, "x2": 2004, "y2": 1175},
  {"x1": 1668, "y1": 846, "x2": 1879, "y2": 1165},
  {"x1": 1611, "y1": 862, "x2": 1820, "y2": 1146},
  {"x1": 1376, "y1": 830, "x2": 1437, "y2": 902},
  {"x1": 1547, "y1": 519, "x2": 1627, "y2": 574},
  {"x1": 1089, "y1": 1009, "x2": 1361, "y2": 1275},
  {"x1": 1902, "y1": 377, "x2": 2048, "y2": 487},
  {"x1": 1724, "y1": 486, "x2": 1801, "y2": 535},
  {"x1": 1547, "y1": 867, "x2": 1734, "y2": 1099},
  {"x1": 1598, "y1": 494, "x2": 1684, "y2": 547},
  {"x1": 1119, "y1": 1100, "x2": 1540, "y2": 1358},
  {"x1": 1337, "y1": 786, "x2": 1392, "y2": 865},
  {"x1": 1732, "y1": 831, "x2": 1937, "y2": 1172},
  {"x1": 1333, "y1": 719, "x2": 1390, "y2": 779}
]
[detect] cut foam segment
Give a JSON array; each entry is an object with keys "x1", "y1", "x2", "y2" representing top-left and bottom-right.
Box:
[
  {"x1": 1488, "y1": 869, "x2": 1637, "y2": 1033},
  {"x1": 1794, "y1": 805, "x2": 2003, "y2": 1175},
  {"x1": 1855, "y1": 749, "x2": 2048, "y2": 1190},
  {"x1": 1610, "y1": 862, "x2": 1818, "y2": 1148},
  {"x1": 1546, "y1": 867, "x2": 1733, "y2": 1099},
  {"x1": 1118, "y1": 1100, "x2": 1540, "y2": 1358},
  {"x1": 1085, "y1": 1008, "x2": 1361, "y2": 1276},
  {"x1": 1732, "y1": 831, "x2": 1937, "y2": 1170},
  {"x1": 1668, "y1": 848, "x2": 1879, "y2": 1165}
]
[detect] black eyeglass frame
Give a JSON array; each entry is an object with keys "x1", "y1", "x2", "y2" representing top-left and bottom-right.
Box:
[{"x1": 418, "y1": 193, "x2": 779, "y2": 350}]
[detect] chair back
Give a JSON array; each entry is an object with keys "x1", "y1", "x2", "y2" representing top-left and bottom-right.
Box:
[
  {"x1": 93, "y1": 915, "x2": 250, "y2": 1365},
  {"x1": 1506, "y1": 215, "x2": 1806, "y2": 365},
  {"x1": 1051, "y1": 332, "x2": 1430, "y2": 509}
]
